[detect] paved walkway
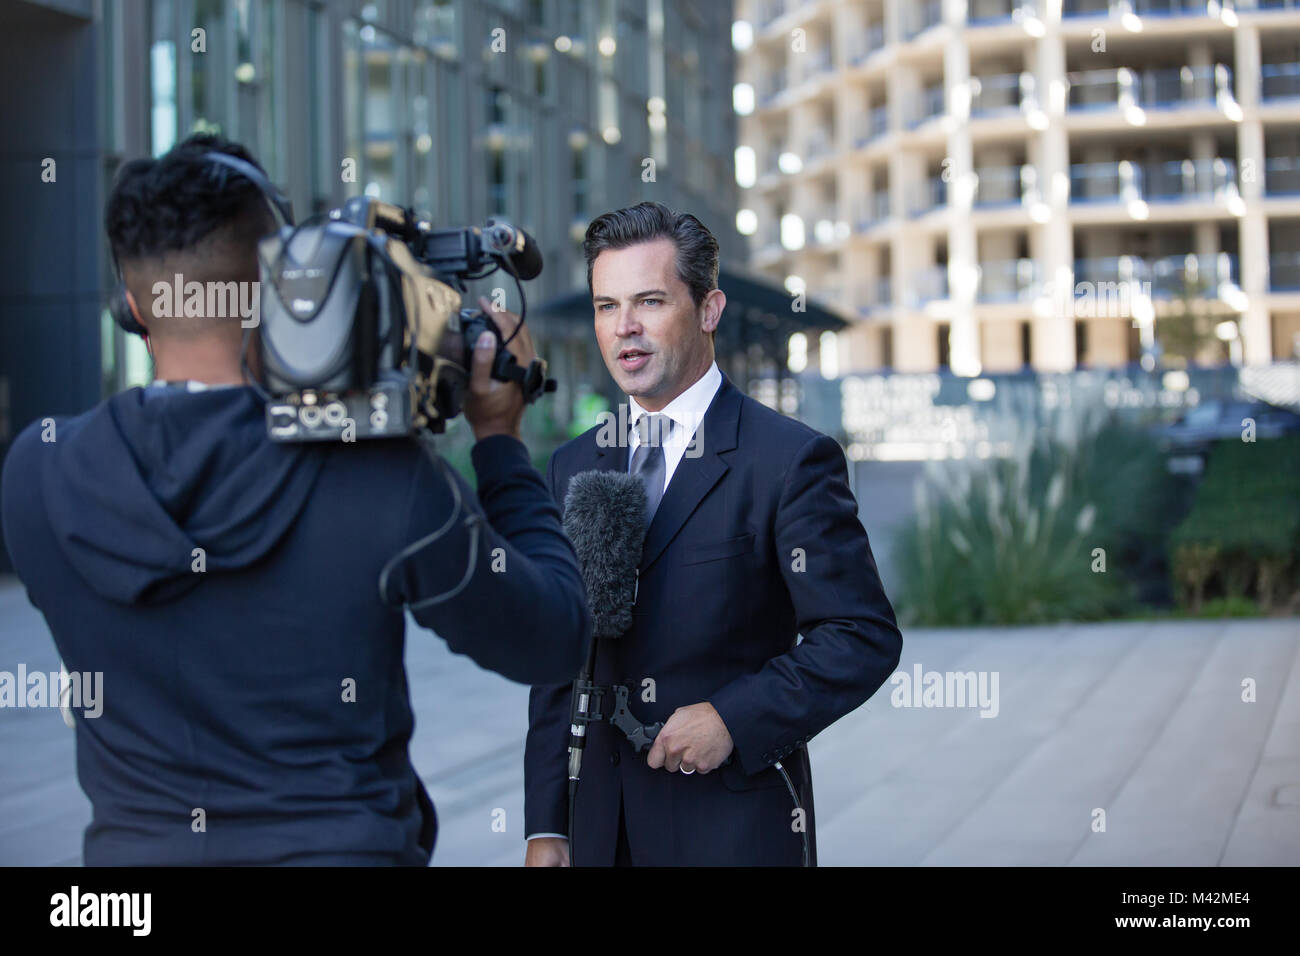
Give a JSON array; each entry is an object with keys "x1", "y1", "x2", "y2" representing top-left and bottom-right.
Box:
[{"x1": 1, "y1": 577, "x2": 1296, "y2": 865}]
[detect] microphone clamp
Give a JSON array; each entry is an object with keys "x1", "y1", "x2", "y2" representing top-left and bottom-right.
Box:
[{"x1": 568, "y1": 679, "x2": 663, "y2": 755}]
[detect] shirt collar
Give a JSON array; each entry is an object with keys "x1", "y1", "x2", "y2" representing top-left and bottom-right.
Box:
[{"x1": 626, "y1": 361, "x2": 722, "y2": 438}]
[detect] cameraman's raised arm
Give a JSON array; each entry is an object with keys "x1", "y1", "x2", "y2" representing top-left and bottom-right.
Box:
[{"x1": 388, "y1": 298, "x2": 589, "y2": 685}]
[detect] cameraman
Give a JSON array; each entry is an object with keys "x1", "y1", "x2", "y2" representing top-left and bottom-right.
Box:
[{"x1": 0, "y1": 134, "x2": 590, "y2": 865}]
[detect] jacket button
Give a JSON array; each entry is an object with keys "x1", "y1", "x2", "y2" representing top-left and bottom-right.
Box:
[{"x1": 610, "y1": 751, "x2": 620, "y2": 766}]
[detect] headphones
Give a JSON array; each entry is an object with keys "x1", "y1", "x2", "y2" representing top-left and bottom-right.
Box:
[{"x1": 109, "y1": 151, "x2": 296, "y2": 337}]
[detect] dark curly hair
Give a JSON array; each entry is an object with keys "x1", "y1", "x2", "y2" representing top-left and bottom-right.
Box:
[
  {"x1": 105, "y1": 133, "x2": 274, "y2": 264},
  {"x1": 583, "y1": 201, "x2": 720, "y2": 308}
]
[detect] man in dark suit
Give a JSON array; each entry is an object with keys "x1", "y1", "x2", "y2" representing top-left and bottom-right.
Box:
[{"x1": 524, "y1": 202, "x2": 902, "y2": 866}]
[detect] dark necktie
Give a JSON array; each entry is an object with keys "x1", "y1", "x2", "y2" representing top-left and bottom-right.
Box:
[{"x1": 629, "y1": 413, "x2": 671, "y2": 528}]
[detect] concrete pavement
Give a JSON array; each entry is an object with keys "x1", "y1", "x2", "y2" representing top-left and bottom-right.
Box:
[{"x1": 1, "y1": 577, "x2": 1296, "y2": 866}]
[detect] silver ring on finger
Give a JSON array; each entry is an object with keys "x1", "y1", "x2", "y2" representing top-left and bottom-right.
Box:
[{"x1": 680, "y1": 765, "x2": 695, "y2": 775}]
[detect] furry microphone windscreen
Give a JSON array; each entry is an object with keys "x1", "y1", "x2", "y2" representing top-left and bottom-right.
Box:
[{"x1": 562, "y1": 470, "x2": 648, "y2": 640}]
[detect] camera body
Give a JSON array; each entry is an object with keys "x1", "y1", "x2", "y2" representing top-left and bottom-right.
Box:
[{"x1": 257, "y1": 196, "x2": 553, "y2": 442}]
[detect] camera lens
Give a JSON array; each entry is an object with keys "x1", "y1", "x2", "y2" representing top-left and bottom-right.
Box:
[
  {"x1": 300, "y1": 405, "x2": 323, "y2": 428},
  {"x1": 324, "y1": 401, "x2": 347, "y2": 426}
]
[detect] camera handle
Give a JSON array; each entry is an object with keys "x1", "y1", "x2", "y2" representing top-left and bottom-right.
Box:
[
  {"x1": 463, "y1": 310, "x2": 557, "y2": 405},
  {"x1": 489, "y1": 343, "x2": 557, "y2": 406}
]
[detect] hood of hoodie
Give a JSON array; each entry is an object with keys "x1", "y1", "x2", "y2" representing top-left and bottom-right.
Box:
[{"x1": 41, "y1": 385, "x2": 326, "y2": 605}]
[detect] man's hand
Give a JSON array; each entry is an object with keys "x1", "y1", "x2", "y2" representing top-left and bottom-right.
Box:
[
  {"x1": 464, "y1": 296, "x2": 538, "y2": 442},
  {"x1": 646, "y1": 702, "x2": 734, "y2": 774},
  {"x1": 524, "y1": 837, "x2": 570, "y2": 867}
]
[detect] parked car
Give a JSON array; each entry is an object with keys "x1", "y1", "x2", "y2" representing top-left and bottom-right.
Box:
[{"x1": 1151, "y1": 399, "x2": 1300, "y2": 472}]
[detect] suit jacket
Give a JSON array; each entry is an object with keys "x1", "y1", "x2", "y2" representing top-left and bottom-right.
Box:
[{"x1": 525, "y1": 372, "x2": 902, "y2": 865}]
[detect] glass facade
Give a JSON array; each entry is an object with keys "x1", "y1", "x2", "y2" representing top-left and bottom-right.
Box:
[{"x1": 94, "y1": 0, "x2": 740, "y2": 396}]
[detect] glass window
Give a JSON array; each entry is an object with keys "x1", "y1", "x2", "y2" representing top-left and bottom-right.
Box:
[
  {"x1": 414, "y1": 0, "x2": 458, "y2": 57},
  {"x1": 190, "y1": 0, "x2": 230, "y2": 136},
  {"x1": 307, "y1": 1, "x2": 332, "y2": 214},
  {"x1": 344, "y1": 18, "x2": 401, "y2": 200},
  {"x1": 409, "y1": 51, "x2": 434, "y2": 216},
  {"x1": 438, "y1": 61, "x2": 466, "y2": 222},
  {"x1": 150, "y1": 0, "x2": 177, "y2": 156}
]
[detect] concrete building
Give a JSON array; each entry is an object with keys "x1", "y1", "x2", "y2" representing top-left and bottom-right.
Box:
[{"x1": 733, "y1": 0, "x2": 1300, "y2": 375}]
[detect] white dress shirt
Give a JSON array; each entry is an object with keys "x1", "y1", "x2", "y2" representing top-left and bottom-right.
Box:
[
  {"x1": 625, "y1": 361, "x2": 723, "y2": 489},
  {"x1": 525, "y1": 361, "x2": 723, "y2": 844}
]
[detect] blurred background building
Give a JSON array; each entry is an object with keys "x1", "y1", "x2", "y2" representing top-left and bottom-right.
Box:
[
  {"x1": 3, "y1": 0, "x2": 1298, "y2": 597},
  {"x1": 733, "y1": 0, "x2": 1300, "y2": 375},
  {"x1": 2, "y1": 0, "x2": 852, "y2": 570},
  {"x1": 2, "y1": 0, "x2": 741, "y2": 415}
]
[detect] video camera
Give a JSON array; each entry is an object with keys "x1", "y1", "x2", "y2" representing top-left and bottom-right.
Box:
[{"x1": 255, "y1": 196, "x2": 556, "y2": 442}]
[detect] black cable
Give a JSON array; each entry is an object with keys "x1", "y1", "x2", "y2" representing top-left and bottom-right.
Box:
[
  {"x1": 376, "y1": 429, "x2": 483, "y2": 610},
  {"x1": 494, "y1": 254, "x2": 527, "y2": 348},
  {"x1": 774, "y1": 760, "x2": 812, "y2": 867},
  {"x1": 239, "y1": 324, "x2": 271, "y2": 401},
  {"x1": 567, "y1": 778, "x2": 578, "y2": 867}
]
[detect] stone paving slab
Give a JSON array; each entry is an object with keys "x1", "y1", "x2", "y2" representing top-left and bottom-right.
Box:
[{"x1": 1, "y1": 578, "x2": 1296, "y2": 866}]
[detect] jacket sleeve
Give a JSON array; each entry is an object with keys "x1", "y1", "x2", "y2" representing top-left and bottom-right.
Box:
[
  {"x1": 394, "y1": 434, "x2": 590, "y2": 687},
  {"x1": 707, "y1": 433, "x2": 903, "y2": 776},
  {"x1": 524, "y1": 449, "x2": 580, "y2": 837}
]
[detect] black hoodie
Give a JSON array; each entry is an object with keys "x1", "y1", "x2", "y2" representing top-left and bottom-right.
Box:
[{"x1": 1, "y1": 384, "x2": 588, "y2": 865}]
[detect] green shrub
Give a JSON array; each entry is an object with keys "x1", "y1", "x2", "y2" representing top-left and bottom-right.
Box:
[
  {"x1": 1169, "y1": 436, "x2": 1300, "y2": 612},
  {"x1": 890, "y1": 407, "x2": 1159, "y2": 626},
  {"x1": 1195, "y1": 595, "x2": 1261, "y2": 619}
]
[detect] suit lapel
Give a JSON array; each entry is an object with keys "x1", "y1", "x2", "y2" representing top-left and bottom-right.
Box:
[
  {"x1": 578, "y1": 372, "x2": 743, "y2": 571},
  {"x1": 636, "y1": 373, "x2": 742, "y2": 572}
]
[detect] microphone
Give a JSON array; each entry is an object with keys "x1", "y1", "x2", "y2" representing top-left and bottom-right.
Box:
[
  {"x1": 561, "y1": 470, "x2": 647, "y2": 807},
  {"x1": 484, "y1": 219, "x2": 543, "y2": 281},
  {"x1": 562, "y1": 470, "x2": 647, "y2": 641}
]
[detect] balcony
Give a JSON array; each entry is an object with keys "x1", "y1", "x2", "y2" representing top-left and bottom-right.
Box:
[
  {"x1": 849, "y1": 23, "x2": 886, "y2": 64},
  {"x1": 1261, "y1": 64, "x2": 1300, "y2": 103},
  {"x1": 1143, "y1": 159, "x2": 1238, "y2": 201},
  {"x1": 856, "y1": 277, "x2": 894, "y2": 315},
  {"x1": 969, "y1": 0, "x2": 1039, "y2": 23},
  {"x1": 1265, "y1": 157, "x2": 1300, "y2": 196},
  {"x1": 904, "y1": 0, "x2": 944, "y2": 38},
  {"x1": 1149, "y1": 253, "x2": 1238, "y2": 299},
  {"x1": 809, "y1": 209, "x2": 843, "y2": 245},
  {"x1": 1073, "y1": 254, "x2": 1239, "y2": 299},
  {"x1": 908, "y1": 265, "x2": 950, "y2": 307},
  {"x1": 1063, "y1": 0, "x2": 1111, "y2": 13},
  {"x1": 974, "y1": 165, "x2": 1039, "y2": 207},
  {"x1": 1066, "y1": 65, "x2": 1232, "y2": 112},
  {"x1": 755, "y1": 223, "x2": 784, "y2": 256},
  {"x1": 909, "y1": 176, "x2": 948, "y2": 216},
  {"x1": 1072, "y1": 162, "x2": 1134, "y2": 203},
  {"x1": 977, "y1": 259, "x2": 1039, "y2": 303},
  {"x1": 970, "y1": 72, "x2": 1037, "y2": 117},
  {"x1": 1073, "y1": 255, "x2": 1151, "y2": 289},
  {"x1": 1270, "y1": 252, "x2": 1300, "y2": 292},
  {"x1": 800, "y1": 46, "x2": 833, "y2": 84},
  {"x1": 761, "y1": 148, "x2": 784, "y2": 179},
  {"x1": 1069, "y1": 158, "x2": 1238, "y2": 204},
  {"x1": 759, "y1": 67, "x2": 788, "y2": 107},
  {"x1": 804, "y1": 129, "x2": 835, "y2": 164},
  {"x1": 758, "y1": 0, "x2": 788, "y2": 27},
  {"x1": 908, "y1": 85, "x2": 945, "y2": 128},
  {"x1": 1063, "y1": 0, "x2": 1230, "y2": 16},
  {"x1": 853, "y1": 105, "x2": 889, "y2": 146},
  {"x1": 854, "y1": 190, "x2": 891, "y2": 229},
  {"x1": 1144, "y1": 65, "x2": 1227, "y2": 108}
]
